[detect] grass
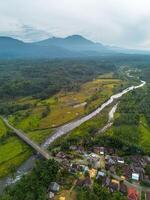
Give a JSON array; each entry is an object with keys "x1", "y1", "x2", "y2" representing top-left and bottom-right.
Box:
[
  {"x1": 139, "y1": 116, "x2": 150, "y2": 153},
  {"x1": 108, "y1": 112, "x2": 150, "y2": 154},
  {"x1": 27, "y1": 129, "x2": 53, "y2": 144},
  {"x1": 50, "y1": 105, "x2": 111, "y2": 149},
  {"x1": 0, "y1": 136, "x2": 32, "y2": 178},
  {"x1": 0, "y1": 74, "x2": 122, "y2": 178},
  {"x1": 0, "y1": 118, "x2": 7, "y2": 137},
  {"x1": 0, "y1": 127, "x2": 52, "y2": 178},
  {"x1": 8, "y1": 75, "x2": 121, "y2": 132}
]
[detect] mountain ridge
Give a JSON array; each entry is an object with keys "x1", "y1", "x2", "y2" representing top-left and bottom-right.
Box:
[{"x1": 0, "y1": 35, "x2": 150, "y2": 59}]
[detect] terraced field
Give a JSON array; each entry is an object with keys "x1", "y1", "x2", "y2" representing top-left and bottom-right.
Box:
[
  {"x1": 0, "y1": 74, "x2": 122, "y2": 178},
  {"x1": 9, "y1": 75, "x2": 121, "y2": 130}
]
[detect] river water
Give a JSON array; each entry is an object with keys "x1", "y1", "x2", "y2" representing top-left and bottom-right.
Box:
[{"x1": 0, "y1": 80, "x2": 146, "y2": 194}]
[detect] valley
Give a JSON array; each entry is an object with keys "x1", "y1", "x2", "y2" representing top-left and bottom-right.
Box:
[
  {"x1": 0, "y1": 59, "x2": 150, "y2": 200},
  {"x1": 0, "y1": 60, "x2": 123, "y2": 179}
]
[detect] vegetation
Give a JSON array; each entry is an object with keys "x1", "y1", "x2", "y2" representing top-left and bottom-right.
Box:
[
  {"x1": 0, "y1": 59, "x2": 116, "y2": 101},
  {"x1": 76, "y1": 181, "x2": 127, "y2": 200},
  {"x1": 110, "y1": 84, "x2": 150, "y2": 154},
  {"x1": 1, "y1": 59, "x2": 150, "y2": 199},
  {"x1": 145, "y1": 164, "x2": 150, "y2": 176},
  {"x1": 50, "y1": 106, "x2": 109, "y2": 152},
  {"x1": 0, "y1": 59, "x2": 121, "y2": 179},
  {"x1": 0, "y1": 159, "x2": 60, "y2": 200},
  {"x1": 0, "y1": 135, "x2": 31, "y2": 178}
]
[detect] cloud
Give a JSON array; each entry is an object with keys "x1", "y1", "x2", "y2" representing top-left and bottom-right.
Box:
[{"x1": 1, "y1": 0, "x2": 150, "y2": 49}]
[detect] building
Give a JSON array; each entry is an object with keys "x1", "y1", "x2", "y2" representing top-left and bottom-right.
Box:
[
  {"x1": 89, "y1": 168, "x2": 97, "y2": 178},
  {"x1": 59, "y1": 197, "x2": 66, "y2": 200},
  {"x1": 56, "y1": 152, "x2": 66, "y2": 159},
  {"x1": 119, "y1": 182, "x2": 127, "y2": 195},
  {"x1": 132, "y1": 173, "x2": 140, "y2": 181},
  {"x1": 96, "y1": 171, "x2": 106, "y2": 179},
  {"x1": 76, "y1": 177, "x2": 92, "y2": 187},
  {"x1": 93, "y1": 147, "x2": 105, "y2": 155},
  {"x1": 49, "y1": 192, "x2": 55, "y2": 199},
  {"x1": 127, "y1": 188, "x2": 139, "y2": 200},
  {"x1": 117, "y1": 157, "x2": 125, "y2": 164},
  {"x1": 49, "y1": 182, "x2": 60, "y2": 193}
]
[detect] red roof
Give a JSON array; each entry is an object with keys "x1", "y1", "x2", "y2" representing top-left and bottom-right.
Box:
[{"x1": 128, "y1": 188, "x2": 139, "y2": 200}]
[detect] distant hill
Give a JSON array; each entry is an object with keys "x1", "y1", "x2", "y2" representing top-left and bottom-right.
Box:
[
  {"x1": 0, "y1": 35, "x2": 149, "y2": 59},
  {"x1": 0, "y1": 37, "x2": 77, "y2": 59},
  {"x1": 35, "y1": 34, "x2": 110, "y2": 53}
]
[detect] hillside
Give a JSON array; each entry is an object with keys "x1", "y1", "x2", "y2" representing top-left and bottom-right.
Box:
[
  {"x1": 0, "y1": 37, "x2": 76, "y2": 59},
  {"x1": 0, "y1": 35, "x2": 113, "y2": 59},
  {"x1": 35, "y1": 35, "x2": 109, "y2": 53}
]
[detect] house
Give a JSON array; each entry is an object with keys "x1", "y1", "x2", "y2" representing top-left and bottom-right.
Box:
[
  {"x1": 105, "y1": 155, "x2": 116, "y2": 165},
  {"x1": 102, "y1": 176, "x2": 111, "y2": 187},
  {"x1": 56, "y1": 152, "x2": 66, "y2": 159},
  {"x1": 117, "y1": 157, "x2": 125, "y2": 164},
  {"x1": 82, "y1": 165, "x2": 89, "y2": 174},
  {"x1": 77, "y1": 146, "x2": 85, "y2": 153},
  {"x1": 106, "y1": 148, "x2": 115, "y2": 155},
  {"x1": 109, "y1": 165, "x2": 116, "y2": 174},
  {"x1": 109, "y1": 180, "x2": 119, "y2": 192},
  {"x1": 96, "y1": 171, "x2": 106, "y2": 179},
  {"x1": 89, "y1": 168, "x2": 97, "y2": 178},
  {"x1": 49, "y1": 182, "x2": 60, "y2": 193},
  {"x1": 123, "y1": 165, "x2": 132, "y2": 179},
  {"x1": 69, "y1": 163, "x2": 82, "y2": 173},
  {"x1": 128, "y1": 188, "x2": 139, "y2": 200},
  {"x1": 132, "y1": 173, "x2": 139, "y2": 181},
  {"x1": 87, "y1": 153, "x2": 100, "y2": 168},
  {"x1": 61, "y1": 159, "x2": 70, "y2": 168},
  {"x1": 88, "y1": 157, "x2": 100, "y2": 169},
  {"x1": 59, "y1": 197, "x2": 66, "y2": 200},
  {"x1": 89, "y1": 153, "x2": 100, "y2": 159},
  {"x1": 49, "y1": 192, "x2": 55, "y2": 199},
  {"x1": 93, "y1": 147, "x2": 105, "y2": 155},
  {"x1": 119, "y1": 182, "x2": 127, "y2": 195},
  {"x1": 69, "y1": 145, "x2": 77, "y2": 150},
  {"x1": 133, "y1": 167, "x2": 145, "y2": 181},
  {"x1": 76, "y1": 177, "x2": 92, "y2": 187},
  {"x1": 93, "y1": 147, "x2": 101, "y2": 154}
]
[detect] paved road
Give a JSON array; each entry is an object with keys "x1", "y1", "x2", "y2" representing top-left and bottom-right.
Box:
[{"x1": 2, "y1": 118, "x2": 52, "y2": 160}]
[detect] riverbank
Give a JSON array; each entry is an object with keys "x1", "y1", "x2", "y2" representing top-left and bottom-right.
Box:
[{"x1": 0, "y1": 79, "x2": 146, "y2": 194}]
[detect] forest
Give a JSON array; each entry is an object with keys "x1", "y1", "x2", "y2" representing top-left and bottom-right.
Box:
[{"x1": 0, "y1": 59, "x2": 116, "y2": 99}]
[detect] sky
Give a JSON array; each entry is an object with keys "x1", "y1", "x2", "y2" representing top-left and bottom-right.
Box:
[{"x1": 1, "y1": 0, "x2": 150, "y2": 49}]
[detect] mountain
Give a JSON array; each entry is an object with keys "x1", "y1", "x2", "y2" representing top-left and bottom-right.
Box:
[
  {"x1": 0, "y1": 35, "x2": 149, "y2": 59},
  {"x1": 0, "y1": 37, "x2": 78, "y2": 59},
  {"x1": 35, "y1": 34, "x2": 109, "y2": 53}
]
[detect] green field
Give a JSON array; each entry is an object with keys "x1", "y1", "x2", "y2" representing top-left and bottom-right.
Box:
[
  {"x1": 139, "y1": 116, "x2": 150, "y2": 153},
  {"x1": 0, "y1": 119, "x2": 7, "y2": 138},
  {"x1": 0, "y1": 136, "x2": 31, "y2": 178},
  {"x1": 50, "y1": 105, "x2": 111, "y2": 151},
  {"x1": 9, "y1": 75, "x2": 121, "y2": 130},
  {"x1": 0, "y1": 74, "x2": 123, "y2": 178},
  {"x1": 107, "y1": 85, "x2": 150, "y2": 154}
]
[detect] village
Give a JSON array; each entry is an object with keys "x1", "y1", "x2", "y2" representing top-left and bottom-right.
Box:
[{"x1": 47, "y1": 145, "x2": 150, "y2": 200}]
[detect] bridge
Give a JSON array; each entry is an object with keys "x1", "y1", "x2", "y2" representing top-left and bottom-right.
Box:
[{"x1": 2, "y1": 117, "x2": 52, "y2": 160}]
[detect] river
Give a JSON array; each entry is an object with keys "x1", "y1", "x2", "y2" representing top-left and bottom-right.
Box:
[{"x1": 0, "y1": 80, "x2": 146, "y2": 194}]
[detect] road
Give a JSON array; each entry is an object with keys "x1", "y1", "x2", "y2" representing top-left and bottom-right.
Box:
[{"x1": 2, "y1": 117, "x2": 52, "y2": 160}]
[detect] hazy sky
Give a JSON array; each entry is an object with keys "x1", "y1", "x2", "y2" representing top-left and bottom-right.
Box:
[{"x1": 1, "y1": 0, "x2": 150, "y2": 49}]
